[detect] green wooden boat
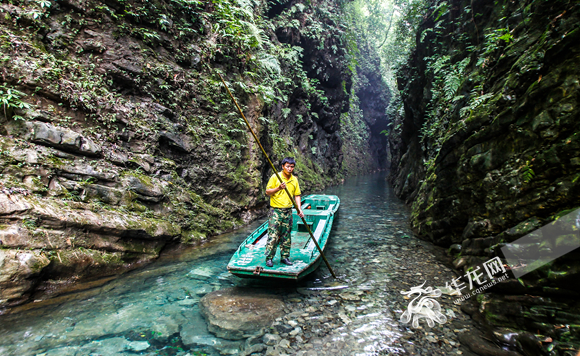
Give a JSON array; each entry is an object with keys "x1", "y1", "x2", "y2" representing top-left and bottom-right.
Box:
[{"x1": 227, "y1": 194, "x2": 340, "y2": 280}]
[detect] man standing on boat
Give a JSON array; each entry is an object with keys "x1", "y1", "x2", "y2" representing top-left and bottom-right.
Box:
[{"x1": 264, "y1": 157, "x2": 304, "y2": 267}]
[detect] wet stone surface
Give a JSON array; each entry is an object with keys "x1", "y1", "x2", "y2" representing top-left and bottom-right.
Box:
[{"x1": 0, "y1": 174, "x2": 481, "y2": 355}]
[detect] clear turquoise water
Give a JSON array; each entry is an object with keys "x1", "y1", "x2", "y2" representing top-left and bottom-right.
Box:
[{"x1": 0, "y1": 173, "x2": 432, "y2": 356}]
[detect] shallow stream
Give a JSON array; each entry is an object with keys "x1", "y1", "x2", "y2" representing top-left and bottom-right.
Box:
[{"x1": 0, "y1": 174, "x2": 479, "y2": 356}]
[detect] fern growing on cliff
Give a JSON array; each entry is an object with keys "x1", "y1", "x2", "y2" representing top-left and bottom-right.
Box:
[
  {"x1": 257, "y1": 53, "x2": 281, "y2": 75},
  {"x1": 431, "y1": 56, "x2": 470, "y2": 102},
  {"x1": 460, "y1": 92, "x2": 494, "y2": 118},
  {"x1": 233, "y1": 0, "x2": 255, "y2": 19},
  {"x1": 423, "y1": 56, "x2": 470, "y2": 121},
  {"x1": 241, "y1": 20, "x2": 265, "y2": 48},
  {"x1": 419, "y1": 55, "x2": 471, "y2": 155},
  {"x1": 521, "y1": 160, "x2": 535, "y2": 183},
  {"x1": 477, "y1": 27, "x2": 514, "y2": 67}
]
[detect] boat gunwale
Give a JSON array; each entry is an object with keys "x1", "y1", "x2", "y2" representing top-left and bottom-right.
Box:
[{"x1": 227, "y1": 195, "x2": 340, "y2": 279}]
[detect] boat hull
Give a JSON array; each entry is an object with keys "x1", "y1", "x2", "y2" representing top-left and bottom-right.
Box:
[{"x1": 227, "y1": 195, "x2": 339, "y2": 280}]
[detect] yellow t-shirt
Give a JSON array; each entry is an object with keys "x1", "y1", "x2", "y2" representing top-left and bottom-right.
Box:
[{"x1": 266, "y1": 172, "x2": 301, "y2": 208}]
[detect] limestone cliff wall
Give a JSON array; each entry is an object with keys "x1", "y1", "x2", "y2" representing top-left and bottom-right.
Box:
[
  {"x1": 0, "y1": 0, "x2": 389, "y2": 309},
  {"x1": 388, "y1": 0, "x2": 580, "y2": 352}
]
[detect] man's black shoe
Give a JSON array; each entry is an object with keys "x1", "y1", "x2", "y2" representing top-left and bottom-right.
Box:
[
  {"x1": 266, "y1": 259, "x2": 273, "y2": 267},
  {"x1": 281, "y1": 258, "x2": 293, "y2": 266}
]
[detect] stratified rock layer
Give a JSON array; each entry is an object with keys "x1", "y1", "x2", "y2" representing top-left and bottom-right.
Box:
[{"x1": 0, "y1": 0, "x2": 389, "y2": 309}]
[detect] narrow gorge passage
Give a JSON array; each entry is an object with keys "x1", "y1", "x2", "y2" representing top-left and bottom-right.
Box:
[
  {"x1": 0, "y1": 0, "x2": 579, "y2": 354},
  {"x1": 0, "y1": 174, "x2": 480, "y2": 356}
]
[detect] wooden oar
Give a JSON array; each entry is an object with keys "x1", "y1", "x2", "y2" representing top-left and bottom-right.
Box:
[{"x1": 217, "y1": 73, "x2": 337, "y2": 279}]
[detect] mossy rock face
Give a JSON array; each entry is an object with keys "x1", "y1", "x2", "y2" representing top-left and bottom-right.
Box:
[
  {"x1": 81, "y1": 184, "x2": 129, "y2": 205},
  {"x1": 181, "y1": 230, "x2": 206, "y2": 244},
  {"x1": 0, "y1": 249, "x2": 50, "y2": 302},
  {"x1": 32, "y1": 248, "x2": 159, "y2": 290},
  {"x1": 388, "y1": 0, "x2": 580, "y2": 351},
  {"x1": 0, "y1": 0, "x2": 391, "y2": 310},
  {"x1": 555, "y1": 234, "x2": 580, "y2": 250},
  {"x1": 390, "y1": 0, "x2": 580, "y2": 244},
  {"x1": 123, "y1": 174, "x2": 164, "y2": 198}
]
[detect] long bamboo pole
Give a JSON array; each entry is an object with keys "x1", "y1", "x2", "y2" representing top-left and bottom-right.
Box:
[{"x1": 217, "y1": 73, "x2": 336, "y2": 279}]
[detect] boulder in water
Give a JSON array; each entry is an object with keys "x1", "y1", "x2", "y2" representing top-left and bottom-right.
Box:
[{"x1": 199, "y1": 287, "x2": 284, "y2": 340}]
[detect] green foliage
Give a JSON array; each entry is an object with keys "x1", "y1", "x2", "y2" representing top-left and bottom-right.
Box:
[
  {"x1": 434, "y1": 1, "x2": 449, "y2": 21},
  {"x1": 428, "y1": 56, "x2": 470, "y2": 102},
  {"x1": 257, "y1": 53, "x2": 281, "y2": 75},
  {"x1": 209, "y1": 0, "x2": 266, "y2": 52},
  {"x1": 345, "y1": 0, "x2": 430, "y2": 125},
  {"x1": 0, "y1": 84, "x2": 31, "y2": 120},
  {"x1": 521, "y1": 160, "x2": 535, "y2": 183},
  {"x1": 460, "y1": 90, "x2": 494, "y2": 118},
  {"x1": 477, "y1": 27, "x2": 514, "y2": 67},
  {"x1": 282, "y1": 108, "x2": 291, "y2": 118},
  {"x1": 424, "y1": 56, "x2": 470, "y2": 119},
  {"x1": 22, "y1": 218, "x2": 38, "y2": 230},
  {"x1": 418, "y1": 55, "x2": 471, "y2": 155}
]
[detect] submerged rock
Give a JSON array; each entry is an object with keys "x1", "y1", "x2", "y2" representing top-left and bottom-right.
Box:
[
  {"x1": 126, "y1": 340, "x2": 149, "y2": 352},
  {"x1": 263, "y1": 333, "x2": 282, "y2": 346},
  {"x1": 199, "y1": 287, "x2": 284, "y2": 340},
  {"x1": 187, "y1": 267, "x2": 215, "y2": 279}
]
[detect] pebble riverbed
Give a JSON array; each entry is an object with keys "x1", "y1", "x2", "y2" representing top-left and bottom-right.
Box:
[{"x1": 0, "y1": 174, "x2": 482, "y2": 355}]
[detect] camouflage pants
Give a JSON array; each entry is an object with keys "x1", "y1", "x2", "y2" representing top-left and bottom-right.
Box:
[{"x1": 265, "y1": 208, "x2": 293, "y2": 260}]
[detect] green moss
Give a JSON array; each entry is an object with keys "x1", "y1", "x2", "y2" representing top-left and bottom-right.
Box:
[
  {"x1": 46, "y1": 155, "x2": 67, "y2": 168},
  {"x1": 121, "y1": 170, "x2": 155, "y2": 189},
  {"x1": 181, "y1": 230, "x2": 206, "y2": 244},
  {"x1": 551, "y1": 207, "x2": 580, "y2": 221},
  {"x1": 29, "y1": 259, "x2": 49, "y2": 273}
]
